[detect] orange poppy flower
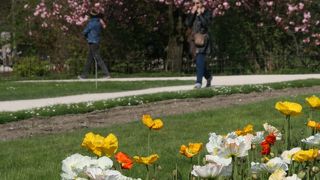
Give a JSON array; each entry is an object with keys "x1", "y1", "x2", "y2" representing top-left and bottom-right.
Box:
[
  {"x1": 235, "y1": 124, "x2": 254, "y2": 136},
  {"x1": 307, "y1": 120, "x2": 320, "y2": 130},
  {"x1": 180, "y1": 143, "x2": 203, "y2": 158},
  {"x1": 115, "y1": 152, "x2": 133, "y2": 169}
]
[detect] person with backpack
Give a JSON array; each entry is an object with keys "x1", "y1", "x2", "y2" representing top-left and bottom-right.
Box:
[{"x1": 185, "y1": 0, "x2": 213, "y2": 88}]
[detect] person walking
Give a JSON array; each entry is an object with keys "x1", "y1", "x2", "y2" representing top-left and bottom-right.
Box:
[
  {"x1": 79, "y1": 10, "x2": 110, "y2": 79},
  {"x1": 185, "y1": 0, "x2": 213, "y2": 88}
]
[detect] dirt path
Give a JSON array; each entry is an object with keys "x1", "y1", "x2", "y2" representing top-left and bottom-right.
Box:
[{"x1": 1, "y1": 86, "x2": 319, "y2": 141}]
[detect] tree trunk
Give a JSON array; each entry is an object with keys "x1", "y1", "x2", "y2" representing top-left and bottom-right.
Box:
[
  {"x1": 165, "y1": 3, "x2": 184, "y2": 72},
  {"x1": 10, "y1": 0, "x2": 16, "y2": 52}
]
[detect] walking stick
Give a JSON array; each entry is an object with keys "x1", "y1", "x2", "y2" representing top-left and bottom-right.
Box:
[{"x1": 94, "y1": 57, "x2": 98, "y2": 89}]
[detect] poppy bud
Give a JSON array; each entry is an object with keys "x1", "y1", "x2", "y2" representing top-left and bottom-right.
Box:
[
  {"x1": 312, "y1": 166, "x2": 320, "y2": 173},
  {"x1": 252, "y1": 173, "x2": 258, "y2": 179},
  {"x1": 297, "y1": 170, "x2": 306, "y2": 179}
]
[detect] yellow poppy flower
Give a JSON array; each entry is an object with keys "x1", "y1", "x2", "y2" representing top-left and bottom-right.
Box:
[
  {"x1": 133, "y1": 154, "x2": 159, "y2": 165},
  {"x1": 102, "y1": 133, "x2": 119, "y2": 157},
  {"x1": 142, "y1": 114, "x2": 164, "y2": 130},
  {"x1": 142, "y1": 114, "x2": 154, "y2": 128},
  {"x1": 81, "y1": 132, "x2": 118, "y2": 157},
  {"x1": 307, "y1": 120, "x2": 320, "y2": 130},
  {"x1": 235, "y1": 124, "x2": 254, "y2": 136},
  {"x1": 81, "y1": 132, "x2": 105, "y2": 156},
  {"x1": 306, "y1": 95, "x2": 320, "y2": 109},
  {"x1": 275, "y1": 101, "x2": 302, "y2": 116},
  {"x1": 292, "y1": 149, "x2": 319, "y2": 162},
  {"x1": 152, "y1": 119, "x2": 164, "y2": 130},
  {"x1": 180, "y1": 143, "x2": 203, "y2": 158}
]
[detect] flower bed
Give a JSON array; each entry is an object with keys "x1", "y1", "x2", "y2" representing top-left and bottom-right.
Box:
[{"x1": 61, "y1": 95, "x2": 320, "y2": 179}]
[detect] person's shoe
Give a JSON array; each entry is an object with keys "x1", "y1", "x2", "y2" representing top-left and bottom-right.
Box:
[
  {"x1": 102, "y1": 75, "x2": 111, "y2": 79},
  {"x1": 78, "y1": 75, "x2": 86, "y2": 80},
  {"x1": 194, "y1": 83, "x2": 202, "y2": 89},
  {"x1": 206, "y1": 76, "x2": 212, "y2": 87}
]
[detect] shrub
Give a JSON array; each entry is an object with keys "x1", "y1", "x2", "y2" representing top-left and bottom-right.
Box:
[{"x1": 14, "y1": 56, "x2": 51, "y2": 77}]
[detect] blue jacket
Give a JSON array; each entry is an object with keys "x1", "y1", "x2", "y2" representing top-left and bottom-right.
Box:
[{"x1": 83, "y1": 17, "x2": 102, "y2": 44}]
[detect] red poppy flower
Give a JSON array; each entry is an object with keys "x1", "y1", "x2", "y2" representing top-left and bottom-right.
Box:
[
  {"x1": 260, "y1": 141, "x2": 271, "y2": 155},
  {"x1": 265, "y1": 133, "x2": 276, "y2": 145},
  {"x1": 115, "y1": 152, "x2": 133, "y2": 169}
]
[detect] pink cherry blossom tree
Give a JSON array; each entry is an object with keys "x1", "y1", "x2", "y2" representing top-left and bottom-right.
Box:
[{"x1": 25, "y1": 0, "x2": 320, "y2": 72}]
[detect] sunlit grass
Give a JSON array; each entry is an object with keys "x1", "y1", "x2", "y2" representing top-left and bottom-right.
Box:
[
  {"x1": 1, "y1": 92, "x2": 319, "y2": 179},
  {"x1": 0, "y1": 80, "x2": 193, "y2": 101}
]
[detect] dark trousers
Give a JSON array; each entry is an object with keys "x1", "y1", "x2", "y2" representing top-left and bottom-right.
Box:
[
  {"x1": 196, "y1": 53, "x2": 211, "y2": 84},
  {"x1": 82, "y1": 43, "x2": 109, "y2": 77}
]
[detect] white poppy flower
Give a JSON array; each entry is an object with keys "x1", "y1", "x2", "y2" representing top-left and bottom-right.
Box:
[
  {"x1": 206, "y1": 132, "x2": 250, "y2": 158},
  {"x1": 263, "y1": 123, "x2": 282, "y2": 140},
  {"x1": 268, "y1": 169, "x2": 301, "y2": 180},
  {"x1": 191, "y1": 163, "x2": 232, "y2": 178},
  {"x1": 85, "y1": 168, "x2": 141, "y2": 180},
  {"x1": 61, "y1": 154, "x2": 118, "y2": 180},
  {"x1": 269, "y1": 169, "x2": 286, "y2": 180},
  {"x1": 281, "y1": 147, "x2": 301, "y2": 164},
  {"x1": 219, "y1": 136, "x2": 251, "y2": 158},
  {"x1": 95, "y1": 156, "x2": 113, "y2": 170},
  {"x1": 263, "y1": 157, "x2": 288, "y2": 173},
  {"x1": 301, "y1": 133, "x2": 320, "y2": 146},
  {"x1": 285, "y1": 174, "x2": 301, "y2": 180},
  {"x1": 104, "y1": 170, "x2": 142, "y2": 180},
  {"x1": 251, "y1": 162, "x2": 263, "y2": 174},
  {"x1": 225, "y1": 131, "x2": 238, "y2": 139},
  {"x1": 85, "y1": 167, "x2": 105, "y2": 180},
  {"x1": 205, "y1": 155, "x2": 232, "y2": 166},
  {"x1": 61, "y1": 153, "x2": 94, "y2": 180},
  {"x1": 206, "y1": 133, "x2": 224, "y2": 155},
  {"x1": 252, "y1": 131, "x2": 265, "y2": 144},
  {"x1": 251, "y1": 157, "x2": 288, "y2": 174}
]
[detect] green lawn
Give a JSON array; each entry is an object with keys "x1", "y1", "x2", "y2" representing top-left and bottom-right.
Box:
[
  {"x1": 0, "y1": 72, "x2": 193, "y2": 81},
  {"x1": 1, "y1": 93, "x2": 319, "y2": 180},
  {"x1": 0, "y1": 80, "x2": 193, "y2": 101}
]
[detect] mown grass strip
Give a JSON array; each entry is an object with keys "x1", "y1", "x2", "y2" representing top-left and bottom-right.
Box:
[
  {"x1": 0, "y1": 79, "x2": 319, "y2": 124},
  {"x1": 0, "y1": 80, "x2": 193, "y2": 101}
]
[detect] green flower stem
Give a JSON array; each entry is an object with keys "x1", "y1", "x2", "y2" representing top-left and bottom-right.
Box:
[
  {"x1": 246, "y1": 156, "x2": 250, "y2": 177},
  {"x1": 146, "y1": 129, "x2": 151, "y2": 180},
  {"x1": 309, "y1": 108, "x2": 313, "y2": 120},
  {"x1": 175, "y1": 163, "x2": 178, "y2": 180},
  {"x1": 289, "y1": 161, "x2": 294, "y2": 176},
  {"x1": 148, "y1": 130, "x2": 151, "y2": 155},
  {"x1": 286, "y1": 115, "x2": 291, "y2": 149},
  {"x1": 309, "y1": 108, "x2": 315, "y2": 136},
  {"x1": 153, "y1": 164, "x2": 157, "y2": 179},
  {"x1": 240, "y1": 158, "x2": 245, "y2": 180},
  {"x1": 231, "y1": 156, "x2": 236, "y2": 180},
  {"x1": 146, "y1": 165, "x2": 149, "y2": 180}
]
